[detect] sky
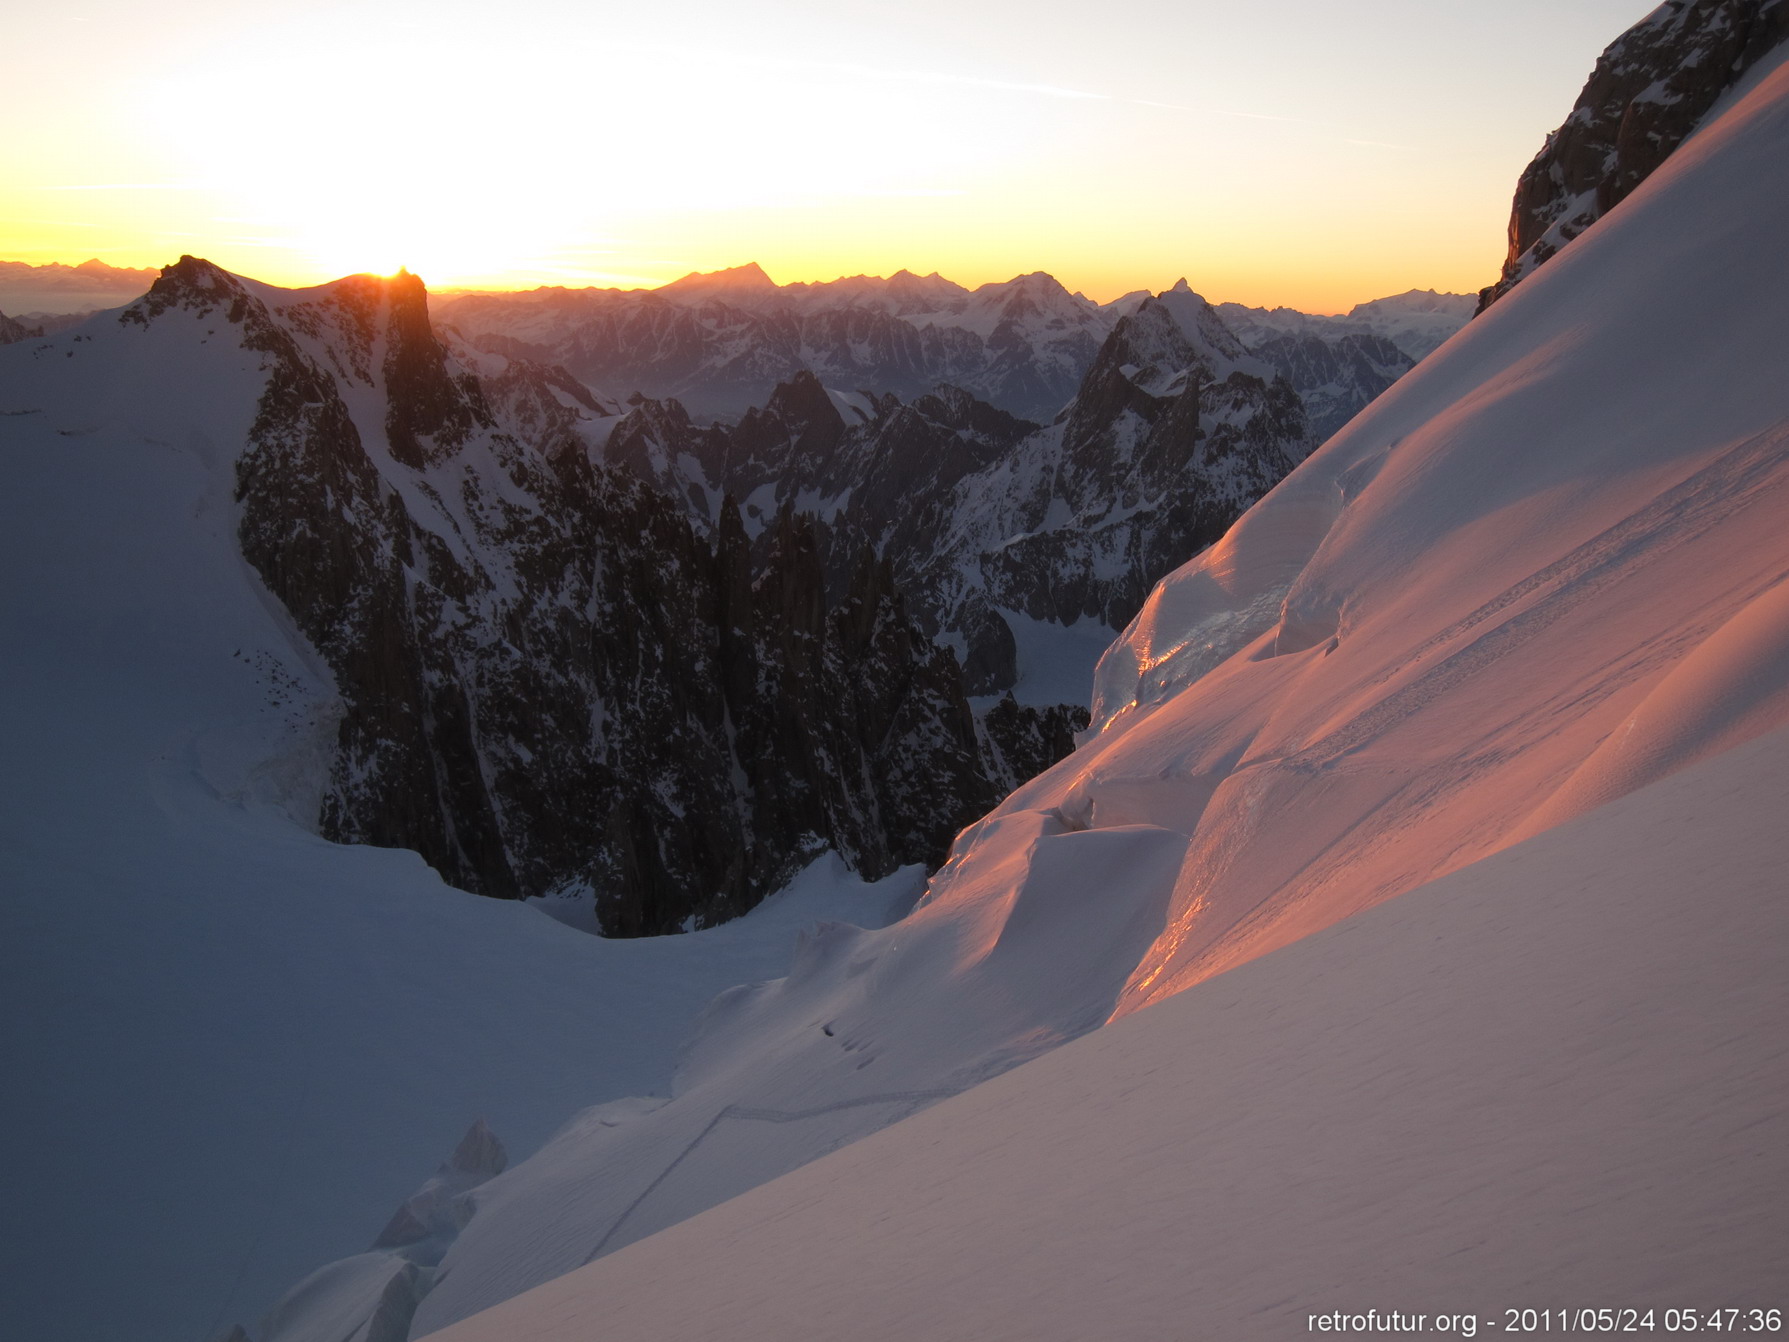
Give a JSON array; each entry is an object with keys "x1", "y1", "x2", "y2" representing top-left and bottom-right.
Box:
[{"x1": 5, "y1": 0, "x2": 1653, "y2": 311}]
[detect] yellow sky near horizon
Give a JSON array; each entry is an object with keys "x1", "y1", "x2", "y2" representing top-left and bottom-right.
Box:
[{"x1": 4, "y1": 0, "x2": 1651, "y2": 312}]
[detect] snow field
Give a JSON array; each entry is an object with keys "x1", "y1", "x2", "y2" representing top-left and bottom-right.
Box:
[{"x1": 422, "y1": 722, "x2": 1789, "y2": 1341}]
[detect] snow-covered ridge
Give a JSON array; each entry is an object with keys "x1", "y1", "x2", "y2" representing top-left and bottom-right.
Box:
[{"x1": 1075, "y1": 44, "x2": 1789, "y2": 1006}]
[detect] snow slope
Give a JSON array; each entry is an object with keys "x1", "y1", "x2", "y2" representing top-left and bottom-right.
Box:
[
  {"x1": 424, "y1": 721, "x2": 1789, "y2": 1342},
  {"x1": 0, "y1": 313, "x2": 921, "y2": 1341},
  {"x1": 1076, "y1": 46, "x2": 1789, "y2": 1012},
  {"x1": 404, "y1": 41, "x2": 1789, "y2": 1338}
]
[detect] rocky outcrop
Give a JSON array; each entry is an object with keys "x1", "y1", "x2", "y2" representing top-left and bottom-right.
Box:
[
  {"x1": 0, "y1": 308, "x2": 41, "y2": 344},
  {"x1": 1250, "y1": 331, "x2": 1411, "y2": 443},
  {"x1": 978, "y1": 696, "x2": 1091, "y2": 795},
  {"x1": 1478, "y1": 0, "x2": 1789, "y2": 311}
]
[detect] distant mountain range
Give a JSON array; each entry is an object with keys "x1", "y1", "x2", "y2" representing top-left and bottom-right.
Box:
[
  {"x1": 0, "y1": 257, "x2": 159, "y2": 320},
  {"x1": 436, "y1": 271, "x2": 1471, "y2": 437},
  {"x1": 0, "y1": 254, "x2": 1471, "y2": 444}
]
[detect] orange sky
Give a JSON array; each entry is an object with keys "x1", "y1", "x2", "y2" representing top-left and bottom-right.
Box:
[{"x1": 4, "y1": 0, "x2": 1652, "y2": 311}]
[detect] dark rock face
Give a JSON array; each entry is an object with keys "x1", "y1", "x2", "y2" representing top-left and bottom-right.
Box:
[
  {"x1": 709, "y1": 517, "x2": 998, "y2": 908},
  {"x1": 0, "y1": 309, "x2": 42, "y2": 344},
  {"x1": 1012, "y1": 295, "x2": 1308, "y2": 630},
  {"x1": 978, "y1": 696, "x2": 1092, "y2": 795},
  {"x1": 1251, "y1": 331, "x2": 1412, "y2": 443},
  {"x1": 1479, "y1": 0, "x2": 1789, "y2": 311}
]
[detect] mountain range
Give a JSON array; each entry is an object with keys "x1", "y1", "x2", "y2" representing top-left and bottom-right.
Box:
[
  {"x1": 0, "y1": 257, "x2": 160, "y2": 322},
  {"x1": 434, "y1": 269, "x2": 1464, "y2": 440},
  {"x1": 0, "y1": 255, "x2": 1471, "y2": 446}
]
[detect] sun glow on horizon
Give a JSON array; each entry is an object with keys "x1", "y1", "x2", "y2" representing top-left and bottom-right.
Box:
[{"x1": 4, "y1": 0, "x2": 1655, "y2": 312}]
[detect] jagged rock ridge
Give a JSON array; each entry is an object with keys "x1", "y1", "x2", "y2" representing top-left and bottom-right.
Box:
[
  {"x1": 588, "y1": 283, "x2": 1312, "y2": 694},
  {"x1": 435, "y1": 269, "x2": 1108, "y2": 424},
  {"x1": 437, "y1": 267, "x2": 1460, "y2": 437},
  {"x1": 0, "y1": 308, "x2": 42, "y2": 344}
]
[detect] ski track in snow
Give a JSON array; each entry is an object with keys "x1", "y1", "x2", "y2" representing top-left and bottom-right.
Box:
[
  {"x1": 577, "y1": 1087, "x2": 959, "y2": 1265},
  {"x1": 421, "y1": 722, "x2": 1789, "y2": 1342}
]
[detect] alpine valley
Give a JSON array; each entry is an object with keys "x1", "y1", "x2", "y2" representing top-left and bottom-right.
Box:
[{"x1": 2, "y1": 2, "x2": 1785, "y2": 1341}]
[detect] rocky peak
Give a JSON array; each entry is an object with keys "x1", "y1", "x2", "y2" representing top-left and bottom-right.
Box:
[
  {"x1": 1150, "y1": 283, "x2": 1255, "y2": 368},
  {"x1": 123, "y1": 254, "x2": 254, "y2": 326},
  {"x1": 380, "y1": 268, "x2": 493, "y2": 468},
  {"x1": 0, "y1": 309, "x2": 40, "y2": 344},
  {"x1": 980, "y1": 270, "x2": 1084, "y2": 324},
  {"x1": 879, "y1": 268, "x2": 972, "y2": 315},
  {"x1": 1478, "y1": 0, "x2": 1788, "y2": 311},
  {"x1": 909, "y1": 383, "x2": 1039, "y2": 440},
  {"x1": 730, "y1": 370, "x2": 848, "y2": 472},
  {"x1": 659, "y1": 261, "x2": 777, "y2": 299},
  {"x1": 447, "y1": 1117, "x2": 508, "y2": 1179}
]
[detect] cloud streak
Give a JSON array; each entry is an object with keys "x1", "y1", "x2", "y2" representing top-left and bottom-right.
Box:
[{"x1": 617, "y1": 44, "x2": 1404, "y2": 145}]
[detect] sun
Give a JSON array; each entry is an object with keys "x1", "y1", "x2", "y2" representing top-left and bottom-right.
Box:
[{"x1": 296, "y1": 203, "x2": 555, "y2": 290}]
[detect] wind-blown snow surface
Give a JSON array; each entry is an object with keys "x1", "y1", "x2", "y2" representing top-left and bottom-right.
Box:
[
  {"x1": 1074, "y1": 49, "x2": 1789, "y2": 1012},
  {"x1": 405, "y1": 49, "x2": 1789, "y2": 1338},
  {"x1": 426, "y1": 723, "x2": 1789, "y2": 1341},
  {"x1": 0, "y1": 317, "x2": 921, "y2": 1342}
]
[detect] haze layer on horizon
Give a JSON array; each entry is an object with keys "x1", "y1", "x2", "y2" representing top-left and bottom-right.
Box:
[{"x1": 7, "y1": 0, "x2": 1649, "y2": 311}]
